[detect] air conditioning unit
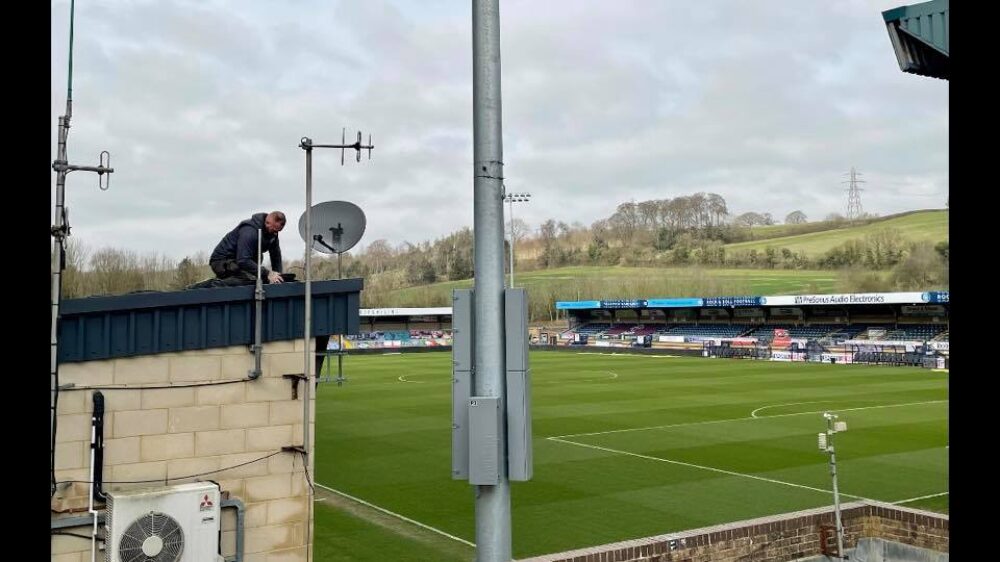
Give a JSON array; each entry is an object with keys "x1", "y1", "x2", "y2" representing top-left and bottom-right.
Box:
[{"x1": 105, "y1": 481, "x2": 224, "y2": 562}]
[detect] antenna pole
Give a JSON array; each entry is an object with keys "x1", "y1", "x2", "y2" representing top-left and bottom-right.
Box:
[
  {"x1": 51, "y1": 0, "x2": 115, "y2": 500},
  {"x1": 298, "y1": 131, "x2": 373, "y2": 560}
]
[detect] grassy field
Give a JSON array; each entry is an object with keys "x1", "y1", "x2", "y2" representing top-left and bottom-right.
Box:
[
  {"x1": 724, "y1": 210, "x2": 948, "y2": 257},
  {"x1": 313, "y1": 351, "x2": 949, "y2": 561},
  {"x1": 387, "y1": 266, "x2": 842, "y2": 309}
]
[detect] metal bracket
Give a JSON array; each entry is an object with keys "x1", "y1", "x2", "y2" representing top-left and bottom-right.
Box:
[{"x1": 282, "y1": 374, "x2": 307, "y2": 400}]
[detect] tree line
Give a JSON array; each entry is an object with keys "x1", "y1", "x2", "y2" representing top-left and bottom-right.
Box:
[{"x1": 54, "y1": 193, "x2": 946, "y2": 304}]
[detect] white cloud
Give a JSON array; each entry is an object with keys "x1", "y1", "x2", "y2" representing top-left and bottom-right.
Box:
[{"x1": 51, "y1": 0, "x2": 948, "y2": 260}]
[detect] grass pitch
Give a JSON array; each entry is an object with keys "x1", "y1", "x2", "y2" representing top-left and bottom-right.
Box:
[{"x1": 313, "y1": 351, "x2": 948, "y2": 561}]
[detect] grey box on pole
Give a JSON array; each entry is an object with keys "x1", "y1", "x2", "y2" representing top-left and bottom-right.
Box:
[
  {"x1": 452, "y1": 371, "x2": 471, "y2": 479},
  {"x1": 505, "y1": 369, "x2": 532, "y2": 481},
  {"x1": 504, "y1": 288, "x2": 533, "y2": 481},
  {"x1": 504, "y1": 288, "x2": 529, "y2": 371},
  {"x1": 453, "y1": 289, "x2": 474, "y2": 372},
  {"x1": 452, "y1": 289, "x2": 474, "y2": 480},
  {"x1": 468, "y1": 397, "x2": 502, "y2": 485}
]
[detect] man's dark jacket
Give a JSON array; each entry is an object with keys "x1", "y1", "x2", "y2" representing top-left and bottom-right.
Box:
[{"x1": 210, "y1": 213, "x2": 283, "y2": 276}]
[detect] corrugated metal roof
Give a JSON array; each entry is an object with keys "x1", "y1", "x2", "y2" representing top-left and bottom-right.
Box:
[
  {"x1": 58, "y1": 278, "x2": 362, "y2": 363},
  {"x1": 883, "y1": 0, "x2": 949, "y2": 80}
]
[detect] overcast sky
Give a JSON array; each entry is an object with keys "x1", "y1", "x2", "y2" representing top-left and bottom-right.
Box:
[{"x1": 51, "y1": 0, "x2": 948, "y2": 261}]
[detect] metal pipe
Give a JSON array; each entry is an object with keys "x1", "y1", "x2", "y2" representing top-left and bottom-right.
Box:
[
  {"x1": 827, "y1": 415, "x2": 845, "y2": 558},
  {"x1": 51, "y1": 0, "x2": 76, "y2": 498},
  {"x1": 337, "y1": 252, "x2": 344, "y2": 385},
  {"x1": 472, "y1": 0, "x2": 511, "y2": 559},
  {"x1": 87, "y1": 410, "x2": 99, "y2": 562},
  {"x1": 301, "y1": 140, "x2": 315, "y2": 562},
  {"x1": 250, "y1": 228, "x2": 264, "y2": 379},
  {"x1": 221, "y1": 497, "x2": 245, "y2": 562}
]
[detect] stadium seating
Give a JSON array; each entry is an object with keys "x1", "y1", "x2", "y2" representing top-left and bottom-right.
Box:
[{"x1": 660, "y1": 323, "x2": 748, "y2": 338}]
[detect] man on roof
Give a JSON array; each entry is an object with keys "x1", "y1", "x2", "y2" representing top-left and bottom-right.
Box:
[{"x1": 208, "y1": 211, "x2": 286, "y2": 286}]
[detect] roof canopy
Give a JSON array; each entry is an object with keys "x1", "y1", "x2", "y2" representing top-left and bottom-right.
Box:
[{"x1": 883, "y1": 0, "x2": 949, "y2": 80}]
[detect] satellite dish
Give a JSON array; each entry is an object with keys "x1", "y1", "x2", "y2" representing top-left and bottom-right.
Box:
[{"x1": 298, "y1": 200, "x2": 367, "y2": 254}]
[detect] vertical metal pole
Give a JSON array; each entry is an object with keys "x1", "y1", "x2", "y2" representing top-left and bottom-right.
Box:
[
  {"x1": 51, "y1": 0, "x2": 77, "y2": 498},
  {"x1": 827, "y1": 416, "x2": 845, "y2": 558},
  {"x1": 473, "y1": 0, "x2": 510, "y2": 559},
  {"x1": 508, "y1": 196, "x2": 515, "y2": 289},
  {"x1": 302, "y1": 142, "x2": 314, "y2": 562},
  {"x1": 337, "y1": 252, "x2": 344, "y2": 385}
]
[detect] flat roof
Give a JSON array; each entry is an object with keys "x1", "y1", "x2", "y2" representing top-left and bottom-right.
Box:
[{"x1": 58, "y1": 278, "x2": 363, "y2": 363}]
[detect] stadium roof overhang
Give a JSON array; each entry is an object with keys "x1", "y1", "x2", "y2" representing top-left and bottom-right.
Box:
[{"x1": 882, "y1": 0, "x2": 949, "y2": 80}]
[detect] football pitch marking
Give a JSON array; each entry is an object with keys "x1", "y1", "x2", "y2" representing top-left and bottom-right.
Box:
[
  {"x1": 535, "y1": 371, "x2": 619, "y2": 385},
  {"x1": 315, "y1": 482, "x2": 477, "y2": 548},
  {"x1": 547, "y1": 436, "x2": 871, "y2": 501},
  {"x1": 575, "y1": 352, "x2": 682, "y2": 358},
  {"x1": 549, "y1": 400, "x2": 948, "y2": 440},
  {"x1": 892, "y1": 491, "x2": 949, "y2": 505},
  {"x1": 751, "y1": 401, "x2": 839, "y2": 418},
  {"x1": 398, "y1": 370, "x2": 620, "y2": 385}
]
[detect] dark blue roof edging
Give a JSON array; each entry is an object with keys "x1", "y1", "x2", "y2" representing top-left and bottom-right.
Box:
[{"x1": 58, "y1": 278, "x2": 363, "y2": 363}]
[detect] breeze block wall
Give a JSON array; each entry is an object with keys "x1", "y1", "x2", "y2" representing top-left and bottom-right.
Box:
[{"x1": 51, "y1": 279, "x2": 360, "y2": 562}]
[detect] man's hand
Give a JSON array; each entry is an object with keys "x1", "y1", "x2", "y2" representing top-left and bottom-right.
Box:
[{"x1": 268, "y1": 271, "x2": 284, "y2": 284}]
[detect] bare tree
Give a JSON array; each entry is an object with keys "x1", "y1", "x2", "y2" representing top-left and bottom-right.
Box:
[
  {"x1": 785, "y1": 210, "x2": 808, "y2": 224},
  {"x1": 637, "y1": 200, "x2": 660, "y2": 229}
]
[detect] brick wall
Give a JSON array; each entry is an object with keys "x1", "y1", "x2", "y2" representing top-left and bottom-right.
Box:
[
  {"x1": 516, "y1": 501, "x2": 948, "y2": 562},
  {"x1": 51, "y1": 339, "x2": 317, "y2": 562}
]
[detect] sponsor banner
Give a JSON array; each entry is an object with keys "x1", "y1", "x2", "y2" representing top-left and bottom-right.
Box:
[
  {"x1": 901, "y1": 305, "x2": 946, "y2": 316},
  {"x1": 595, "y1": 340, "x2": 612, "y2": 347},
  {"x1": 702, "y1": 296, "x2": 763, "y2": 307},
  {"x1": 770, "y1": 351, "x2": 793, "y2": 361},
  {"x1": 658, "y1": 335, "x2": 687, "y2": 343},
  {"x1": 929, "y1": 341, "x2": 949, "y2": 351},
  {"x1": 820, "y1": 352, "x2": 854, "y2": 364},
  {"x1": 842, "y1": 339, "x2": 927, "y2": 347},
  {"x1": 600, "y1": 299, "x2": 647, "y2": 309},
  {"x1": 647, "y1": 298, "x2": 704, "y2": 308},
  {"x1": 361, "y1": 307, "x2": 452, "y2": 317},
  {"x1": 556, "y1": 291, "x2": 949, "y2": 311},
  {"x1": 556, "y1": 300, "x2": 602, "y2": 310},
  {"x1": 923, "y1": 291, "x2": 949, "y2": 304},
  {"x1": 761, "y1": 292, "x2": 926, "y2": 306}
]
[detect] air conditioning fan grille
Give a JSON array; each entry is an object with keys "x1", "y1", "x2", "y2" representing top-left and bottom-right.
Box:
[{"x1": 118, "y1": 511, "x2": 184, "y2": 562}]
